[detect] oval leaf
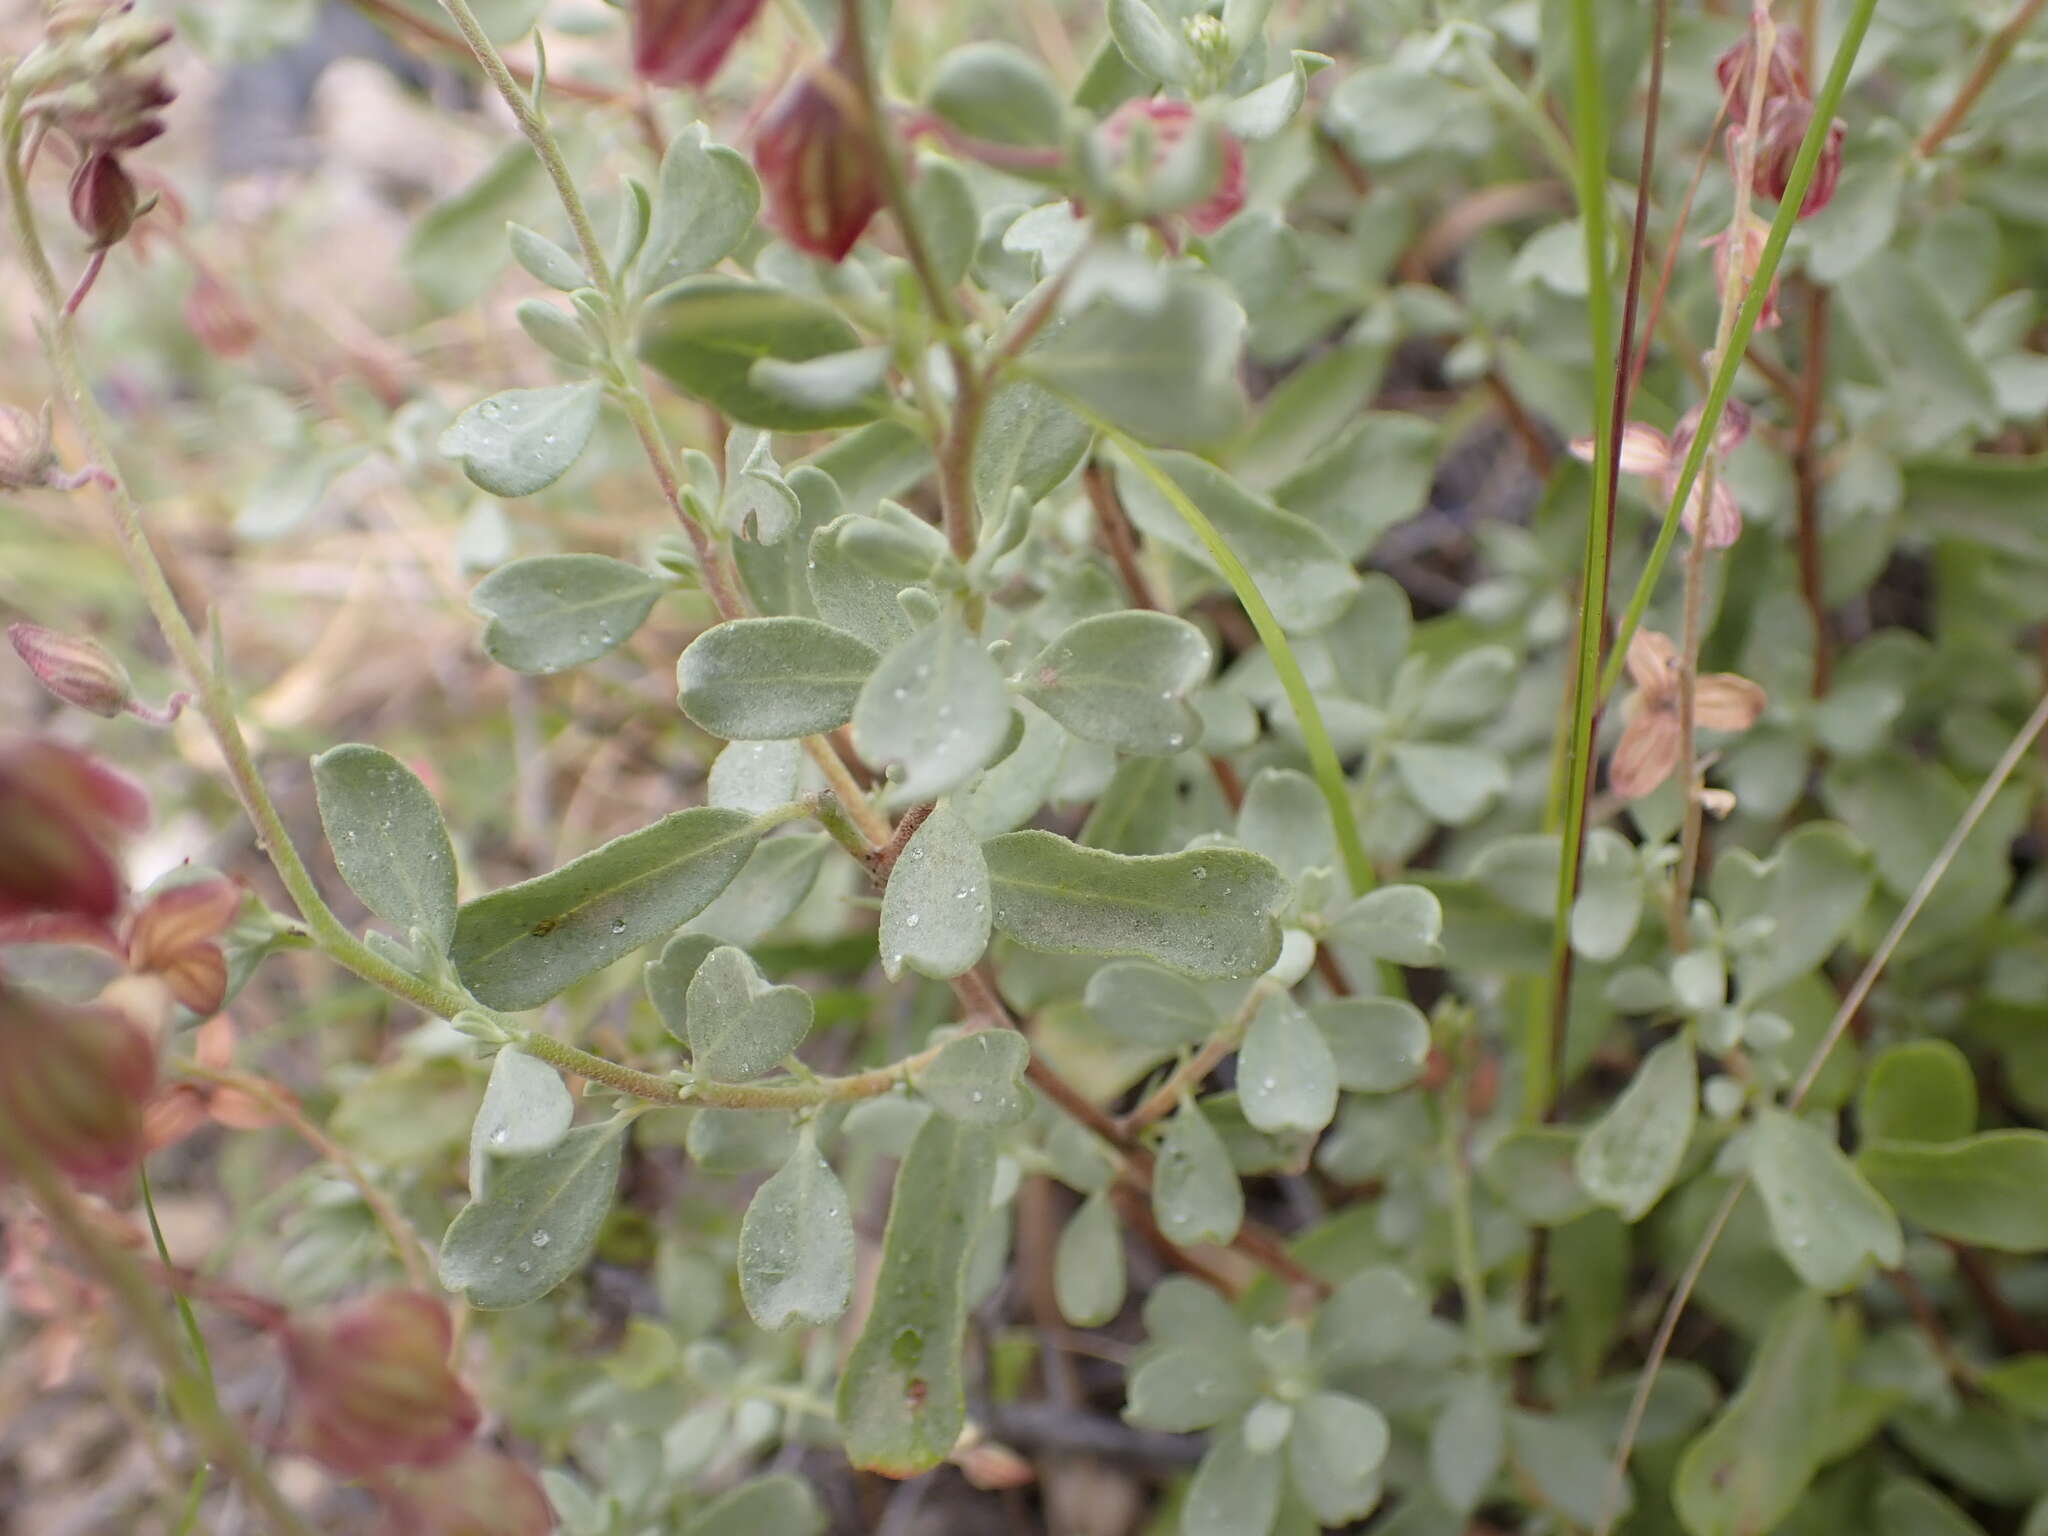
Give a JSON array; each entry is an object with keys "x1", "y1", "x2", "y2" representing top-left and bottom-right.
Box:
[
  {"x1": 1239, "y1": 991, "x2": 1340, "y2": 1134},
  {"x1": 851, "y1": 611, "x2": 1013, "y2": 802},
  {"x1": 1153, "y1": 1095, "x2": 1244, "y2": 1245},
  {"x1": 638, "y1": 276, "x2": 876, "y2": 431},
  {"x1": 919, "y1": 1029, "x2": 1031, "y2": 1126},
  {"x1": 880, "y1": 805, "x2": 992, "y2": 980},
  {"x1": 984, "y1": 831, "x2": 1287, "y2": 979},
  {"x1": 312, "y1": 744, "x2": 459, "y2": 952},
  {"x1": 439, "y1": 381, "x2": 602, "y2": 498},
  {"x1": 686, "y1": 944, "x2": 814, "y2": 1081},
  {"x1": 1020, "y1": 611, "x2": 1211, "y2": 755},
  {"x1": 470, "y1": 554, "x2": 666, "y2": 675},
  {"x1": 1575, "y1": 1034, "x2": 1697, "y2": 1222},
  {"x1": 1054, "y1": 1187, "x2": 1127, "y2": 1327},
  {"x1": 678, "y1": 616, "x2": 879, "y2": 740},
  {"x1": 471, "y1": 1047, "x2": 573, "y2": 1163},
  {"x1": 1748, "y1": 1108, "x2": 1903, "y2": 1293},
  {"x1": 738, "y1": 1128, "x2": 854, "y2": 1330},
  {"x1": 451, "y1": 807, "x2": 762, "y2": 1010},
  {"x1": 439, "y1": 1120, "x2": 626, "y2": 1308},
  {"x1": 1311, "y1": 996, "x2": 1431, "y2": 1092}
]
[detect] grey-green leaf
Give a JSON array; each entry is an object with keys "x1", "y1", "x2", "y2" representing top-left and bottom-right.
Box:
[
  {"x1": 1083, "y1": 960, "x2": 1221, "y2": 1048},
  {"x1": 707, "y1": 739, "x2": 805, "y2": 815},
  {"x1": 644, "y1": 930, "x2": 721, "y2": 1043},
  {"x1": 680, "y1": 1476, "x2": 824, "y2": 1536},
  {"x1": 838, "y1": 1114, "x2": 997, "y2": 1475},
  {"x1": 1107, "y1": 0, "x2": 1194, "y2": 82},
  {"x1": 1312, "y1": 997, "x2": 1431, "y2": 1092},
  {"x1": 641, "y1": 127, "x2": 760, "y2": 294},
  {"x1": 1430, "y1": 1373, "x2": 1505, "y2": 1513},
  {"x1": 738, "y1": 1128, "x2": 853, "y2": 1329},
  {"x1": 1331, "y1": 884, "x2": 1444, "y2": 966},
  {"x1": 678, "y1": 616, "x2": 880, "y2": 739},
  {"x1": 1748, "y1": 1108, "x2": 1902, "y2": 1292},
  {"x1": 1290, "y1": 1391, "x2": 1390, "y2": 1525},
  {"x1": 439, "y1": 1120, "x2": 625, "y2": 1308},
  {"x1": 1183, "y1": 1426, "x2": 1283, "y2": 1536},
  {"x1": 472, "y1": 1047, "x2": 573, "y2": 1163},
  {"x1": 1020, "y1": 611, "x2": 1210, "y2": 755},
  {"x1": 984, "y1": 831, "x2": 1286, "y2": 978},
  {"x1": 851, "y1": 611, "x2": 1013, "y2": 801},
  {"x1": 639, "y1": 277, "x2": 875, "y2": 432},
  {"x1": 918, "y1": 1029, "x2": 1031, "y2": 1126},
  {"x1": 312, "y1": 744, "x2": 459, "y2": 952},
  {"x1": 470, "y1": 554, "x2": 666, "y2": 675},
  {"x1": 507, "y1": 222, "x2": 584, "y2": 290},
  {"x1": 1054, "y1": 1187, "x2": 1126, "y2": 1326},
  {"x1": 1673, "y1": 1292, "x2": 1837, "y2": 1536},
  {"x1": 880, "y1": 805, "x2": 992, "y2": 980},
  {"x1": 439, "y1": 381, "x2": 602, "y2": 498},
  {"x1": 1858, "y1": 1131, "x2": 2048, "y2": 1251},
  {"x1": 451, "y1": 808, "x2": 763, "y2": 1010},
  {"x1": 1575, "y1": 1034, "x2": 1697, "y2": 1221},
  {"x1": 972, "y1": 377, "x2": 1091, "y2": 516},
  {"x1": 1018, "y1": 273, "x2": 1249, "y2": 446},
  {"x1": 748, "y1": 347, "x2": 891, "y2": 416},
  {"x1": 1239, "y1": 992, "x2": 1340, "y2": 1134},
  {"x1": 686, "y1": 944, "x2": 814, "y2": 1081},
  {"x1": 1153, "y1": 1096, "x2": 1243, "y2": 1244}
]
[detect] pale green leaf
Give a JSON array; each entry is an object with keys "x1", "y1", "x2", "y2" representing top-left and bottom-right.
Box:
[
  {"x1": 707, "y1": 739, "x2": 805, "y2": 815},
  {"x1": 1239, "y1": 992, "x2": 1339, "y2": 1134},
  {"x1": 851, "y1": 611, "x2": 1014, "y2": 801},
  {"x1": 440, "y1": 1120, "x2": 625, "y2": 1308},
  {"x1": 1858, "y1": 1040, "x2": 1977, "y2": 1144},
  {"x1": 312, "y1": 744, "x2": 458, "y2": 951},
  {"x1": 880, "y1": 805, "x2": 992, "y2": 980},
  {"x1": 1083, "y1": 960, "x2": 1221, "y2": 1049},
  {"x1": 470, "y1": 554, "x2": 666, "y2": 675},
  {"x1": 639, "y1": 277, "x2": 875, "y2": 432},
  {"x1": 680, "y1": 1476, "x2": 825, "y2": 1536},
  {"x1": 1859, "y1": 1131, "x2": 2048, "y2": 1251},
  {"x1": 1311, "y1": 997, "x2": 1430, "y2": 1092},
  {"x1": 1575, "y1": 1034, "x2": 1697, "y2": 1221},
  {"x1": 1153, "y1": 1095, "x2": 1244, "y2": 1244},
  {"x1": 677, "y1": 616, "x2": 879, "y2": 739},
  {"x1": 1183, "y1": 1426, "x2": 1283, "y2": 1536},
  {"x1": 1748, "y1": 1108, "x2": 1902, "y2": 1292},
  {"x1": 919, "y1": 1029, "x2": 1032, "y2": 1126},
  {"x1": 738, "y1": 1128, "x2": 853, "y2": 1329},
  {"x1": 472, "y1": 1047, "x2": 573, "y2": 1164},
  {"x1": 1289, "y1": 1391, "x2": 1389, "y2": 1525},
  {"x1": 686, "y1": 944, "x2": 814, "y2": 1081},
  {"x1": 439, "y1": 382, "x2": 602, "y2": 498},
  {"x1": 1430, "y1": 1374, "x2": 1505, "y2": 1513},
  {"x1": 1020, "y1": 611, "x2": 1210, "y2": 755},
  {"x1": 1331, "y1": 884, "x2": 1443, "y2": 966},
  {"x1": 1054, "y1": 1188, "x2": 1126, "y2": 1326},
  {"x1": 640, "y1": 127, "x2": 760, "y2": 294}
]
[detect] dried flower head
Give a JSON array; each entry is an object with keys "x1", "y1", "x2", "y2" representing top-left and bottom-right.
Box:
[
  {"x1": 1748, "y1": 94, "x2": 1845, "y2": 218},
  {"x1": 69, "y1": 151, "x2": 141, "y2": 249},
  {"x1": 1568, "y1": 401, "x2": 1752, "y2": 549},
  {"x1": 127, "y1": 874, "x2": 243, "y2": 1015},
  {"x1": 754, "y1": 43, "x2": 885, "y2": 263},
  {"x1": 283, "y1": 1289, "x2": 480, "y2": 1477},
  {"x1": 0, "y1": 405, "x2": 60, "y2": 492},
  {"x1": 1703, "y1": 208, "x2": 1782, "y2": 331},
  {"x1": 1715, "y1": 18, "x2": 1809, "y2": 122},
  {"x1": 631, "y1": 0, "x2": 769, "y2": 89},
  {"x1": 1610, "y1": 628, "x2": 1767, "y2": 799},
  {"x1": 0, "y1": 737, "x2": 149, "y2": 925},
  {"x1": 0, "y1": 980, "x2": 159, "y2": 1189}
]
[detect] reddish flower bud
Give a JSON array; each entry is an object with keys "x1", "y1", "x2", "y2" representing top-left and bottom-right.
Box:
[
  {"x1": 383, "y1": 1442, "x2": 555, "y2": 1536},
  {"x1": 631, "y1": 0, "x2": 768, "y2": 88},
  {"x1": 1093, "y1": 99, "x2": 1247, "y2": 235},
  {"x1": 1749, "y1": 95, "x2": 1844, "y2": 218},
  {"x1": 127, "y1": 874, "x2": 241, "y2": 1016},
  {"x1": 69, "y1": 152, "x2": 140, "y2": 249},
  {"x1": 1714, "y1": 21, "x2": 1808, "y2": 121},
  {"x1": 0, "y1": 405, "x2": 59, "y2": 492},
  {"x1": 0, "y1": 738, "x2": 149, "y2": 924},
  {"x1": 283, "y1": 1290, "x2": 480, "y2": 1477},
  {"x1": 8, "y1": 623, "x2": 135, "y2": 717},
  {"x1": 1703, "y1": 210, "x2": 1781, "y2": 331},
  {"x1": 754, "y1": 45, "x2": 885, "y2": 263},
  {"x1": 0, "y1": 981, "x2": 159, "y2": 1189}
]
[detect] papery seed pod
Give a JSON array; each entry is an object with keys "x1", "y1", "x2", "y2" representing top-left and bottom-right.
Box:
[
  {"x1": 382, "y1": 1443, "x2": 555, "y2": 1536},
  {"x1": 1703, "y1": 210, "x2": 1782, "y2": 331},
  {"x1": 631, "y1": 0, "x2": 769, "y2": 88},
  {"x1": 754, "y1": 44, "x2": 885, "y2": 263},
  {"x1": 1714, "y1": 21, "x2": 1809, "y2": 121},
  {"x1": 0, "y1": 981, "x2": 159, "y2": 1189},
  {"x1": 1092, "y1": 98, "x2": 1246, "y2": 234},
  {"x1": 7, "y1": 623, "x2": 135, "y2": 717},
  {"x1": 68, "y1": 152, "x2": 139, "y2": 249},
  {"x1": 283, "y1": 1290, "x2": 480, "y2": 1476},
  {"x1": 0, "y1": 405, "x2": 59, "y2": 491},
  {"x1": 127, "y1": 874, "x2": 241, "y2": 1015},
  {"x1": 0, "y1": 738, "x2": 149, "y2": 924}
]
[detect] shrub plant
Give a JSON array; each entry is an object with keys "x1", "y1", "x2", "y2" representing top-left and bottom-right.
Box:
[{"x1": 6, "y1": 0, "x2": 2048, "y2": 1530}]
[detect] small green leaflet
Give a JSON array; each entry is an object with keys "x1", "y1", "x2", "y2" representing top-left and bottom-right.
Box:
[
  {"x1": 1239, "y1": 991, "x2": 1340, "y2": 1134},
  {"x1": 469, "y1": 554, "x2": 666, "y2": 675},
  {"x1": 1054, "y1": 1188, "x2": 1127, "y2": 1326},
  {"x1": 312, "y1": 744, "x2": 458, "y2": 952},
  {"x1": 677, "y1": 616, "x2": 880, "y2": 739},
  {"x1": 918, "y1": 1029, "x2": 1032, "y2": 1126},
  {"x1": 1747, "y1": 1108, "x2": 1902, "y2": 1293},
  {"x1": 439, "y1": 382, "x2": 602, "y2": 498},
  {"x1": 851, "y1": 610, "x2": 1013, "y2": 801},
  {"x1": 685, "y1": 944, "x2": 814, "y2": 1081},
  {"x1": 1575, "y1": 1033, "x2": 1697, "y2": 1221},
  {"x1": 879, "y1": 804, "x2": 992, "y2": 980},
  {"x1": 1152, "y1": 1096, "x2": 1243, "y2": 1244},
  {"x1": 738, "y1": 1127, "x2": 853, "y2": 1330},
  {"x1": 1020, "y1": 610, "x2": 1211, "y2": 755}
]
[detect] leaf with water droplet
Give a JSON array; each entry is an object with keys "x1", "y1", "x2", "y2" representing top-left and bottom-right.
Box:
[
  {"x1": 1238, "y1": 991, "x2": 1339, "y2": 1135},
  {"x1": 839, "y1": 1114, "x2": 997, "y2": 1475},
  {"x1": 738, "y1": 1126, "x2": 854, "y2": 1330},
  {"x1": 687, "y1": 832, "x2": 830, "y2": 947},
  {"x1": 469, "y1": 1047, "x2": 573, "y2": 1197},
  {"x1": 680, "y1": 1474, "x2": 825, "y2": 1536},
  {"x1": 1311, "y1": 996, "x2": 1431, "y2": 1092},
  {"x1": 1152, "y1": 1095, "x2": 1243, "y2": 1244},
  {"x1": 1288, "y1": 1391, "x2": 1389, "y2": 1525},
  {"x1": 918, "y1": 1029, "x2": 1031, "y2": 1126},
  {"x1": 1019, "y1": 611, "x2": 1211, "y2": 756},
  {"x1": 1054, "y1": 1187, "x2": 1126, "y2": 1327},
  {"x1": 451, "y1": 807, "x2": 764, "y2": 1011},
  {"x1": 1575, "y1": 1033, "x2": 1697, "y2": 1222},
  {"x1": 983, "y1": 832, "x2": 1287, "y2": 979},
  {"x1": 440, "y1": 1119, "x2": 626, "y2": 1308},
  {"x1": 707, "y1": 739, "x2": 805, "y2": 815},
  {"x1": 313, "y1": 744, "x2": 459, "y2": 952},
  {"x1": 880, "y1": 806, "x2": 991, "y2": 980},
  {"x1": 1748, "y1": 1107, "x2": 1902, "y2": 1292},
  {"x1": 1082, "y1": 960, "x2": 1220, "y2": 1049},
  {"x1": 686, "y1": 944, "x2": 814, "y2": 1082},
  {"x1": 851, "y1": 608, "x2": 1013, "y2": 802},
  {"x1": 644, "y1": 931, "x2": 721, "y2": 1045},
  {"x1": 1182, "y1": 1424, "x2": 1284, "y2": 1536},
  {"x1": 439, "y1": 381, "x2": 602, "y2": 498},
  {"x1": 469, "y1": 554, "x2": 666, "y2": 675}
]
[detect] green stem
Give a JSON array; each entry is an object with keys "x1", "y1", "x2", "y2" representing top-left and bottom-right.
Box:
[
  {"x1": 517, "y1": 1024, "x2": 956, "y2": 1108},
  {"x1": 1599, "y1": 0, "x2": 1882, "y2": 702},
  {"x1": 1096, "y1": 427, "x2": 1376, "y2": 903},
  {"x1": 1533, "y1": 0, "x2": 1618, "y2": 1124},
  {"x1": 433, "y1": 0, "x2": 612, "y2": 295}
]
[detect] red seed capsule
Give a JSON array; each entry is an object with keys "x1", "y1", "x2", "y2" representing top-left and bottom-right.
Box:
[
  {"x1": 754, "y1": 45, "x2": 886, "y2": 263},
  {"x1": 69, "y1": 152, "x2": 140, "y2": 249},
  {"x1": 384, "y1": 1442, "x2": 555, "y2": 1536},
  {"x1": 283, "y1": 1289, "x2": 481, "y2": 1477},
  {"x1": 0, "y1": 982, "x2": 159, "y2": 1189},
  {"x1": 7, "y1": 624, "x2": 133, "y2": 718},
  {"x1": 1094, "y1": 98, "x2": 1247, "y2": 234},
  {"x1": 0, "y1": 738, "x2": 149, "y2": 925},
  {"x1": 631, "y1": 0, "x2": 769, "y2": 88}
]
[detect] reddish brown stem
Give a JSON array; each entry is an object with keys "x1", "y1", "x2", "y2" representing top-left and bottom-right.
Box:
[{"x1": 1916, "y1": 0, "x2": 2048, "y2": 158}]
